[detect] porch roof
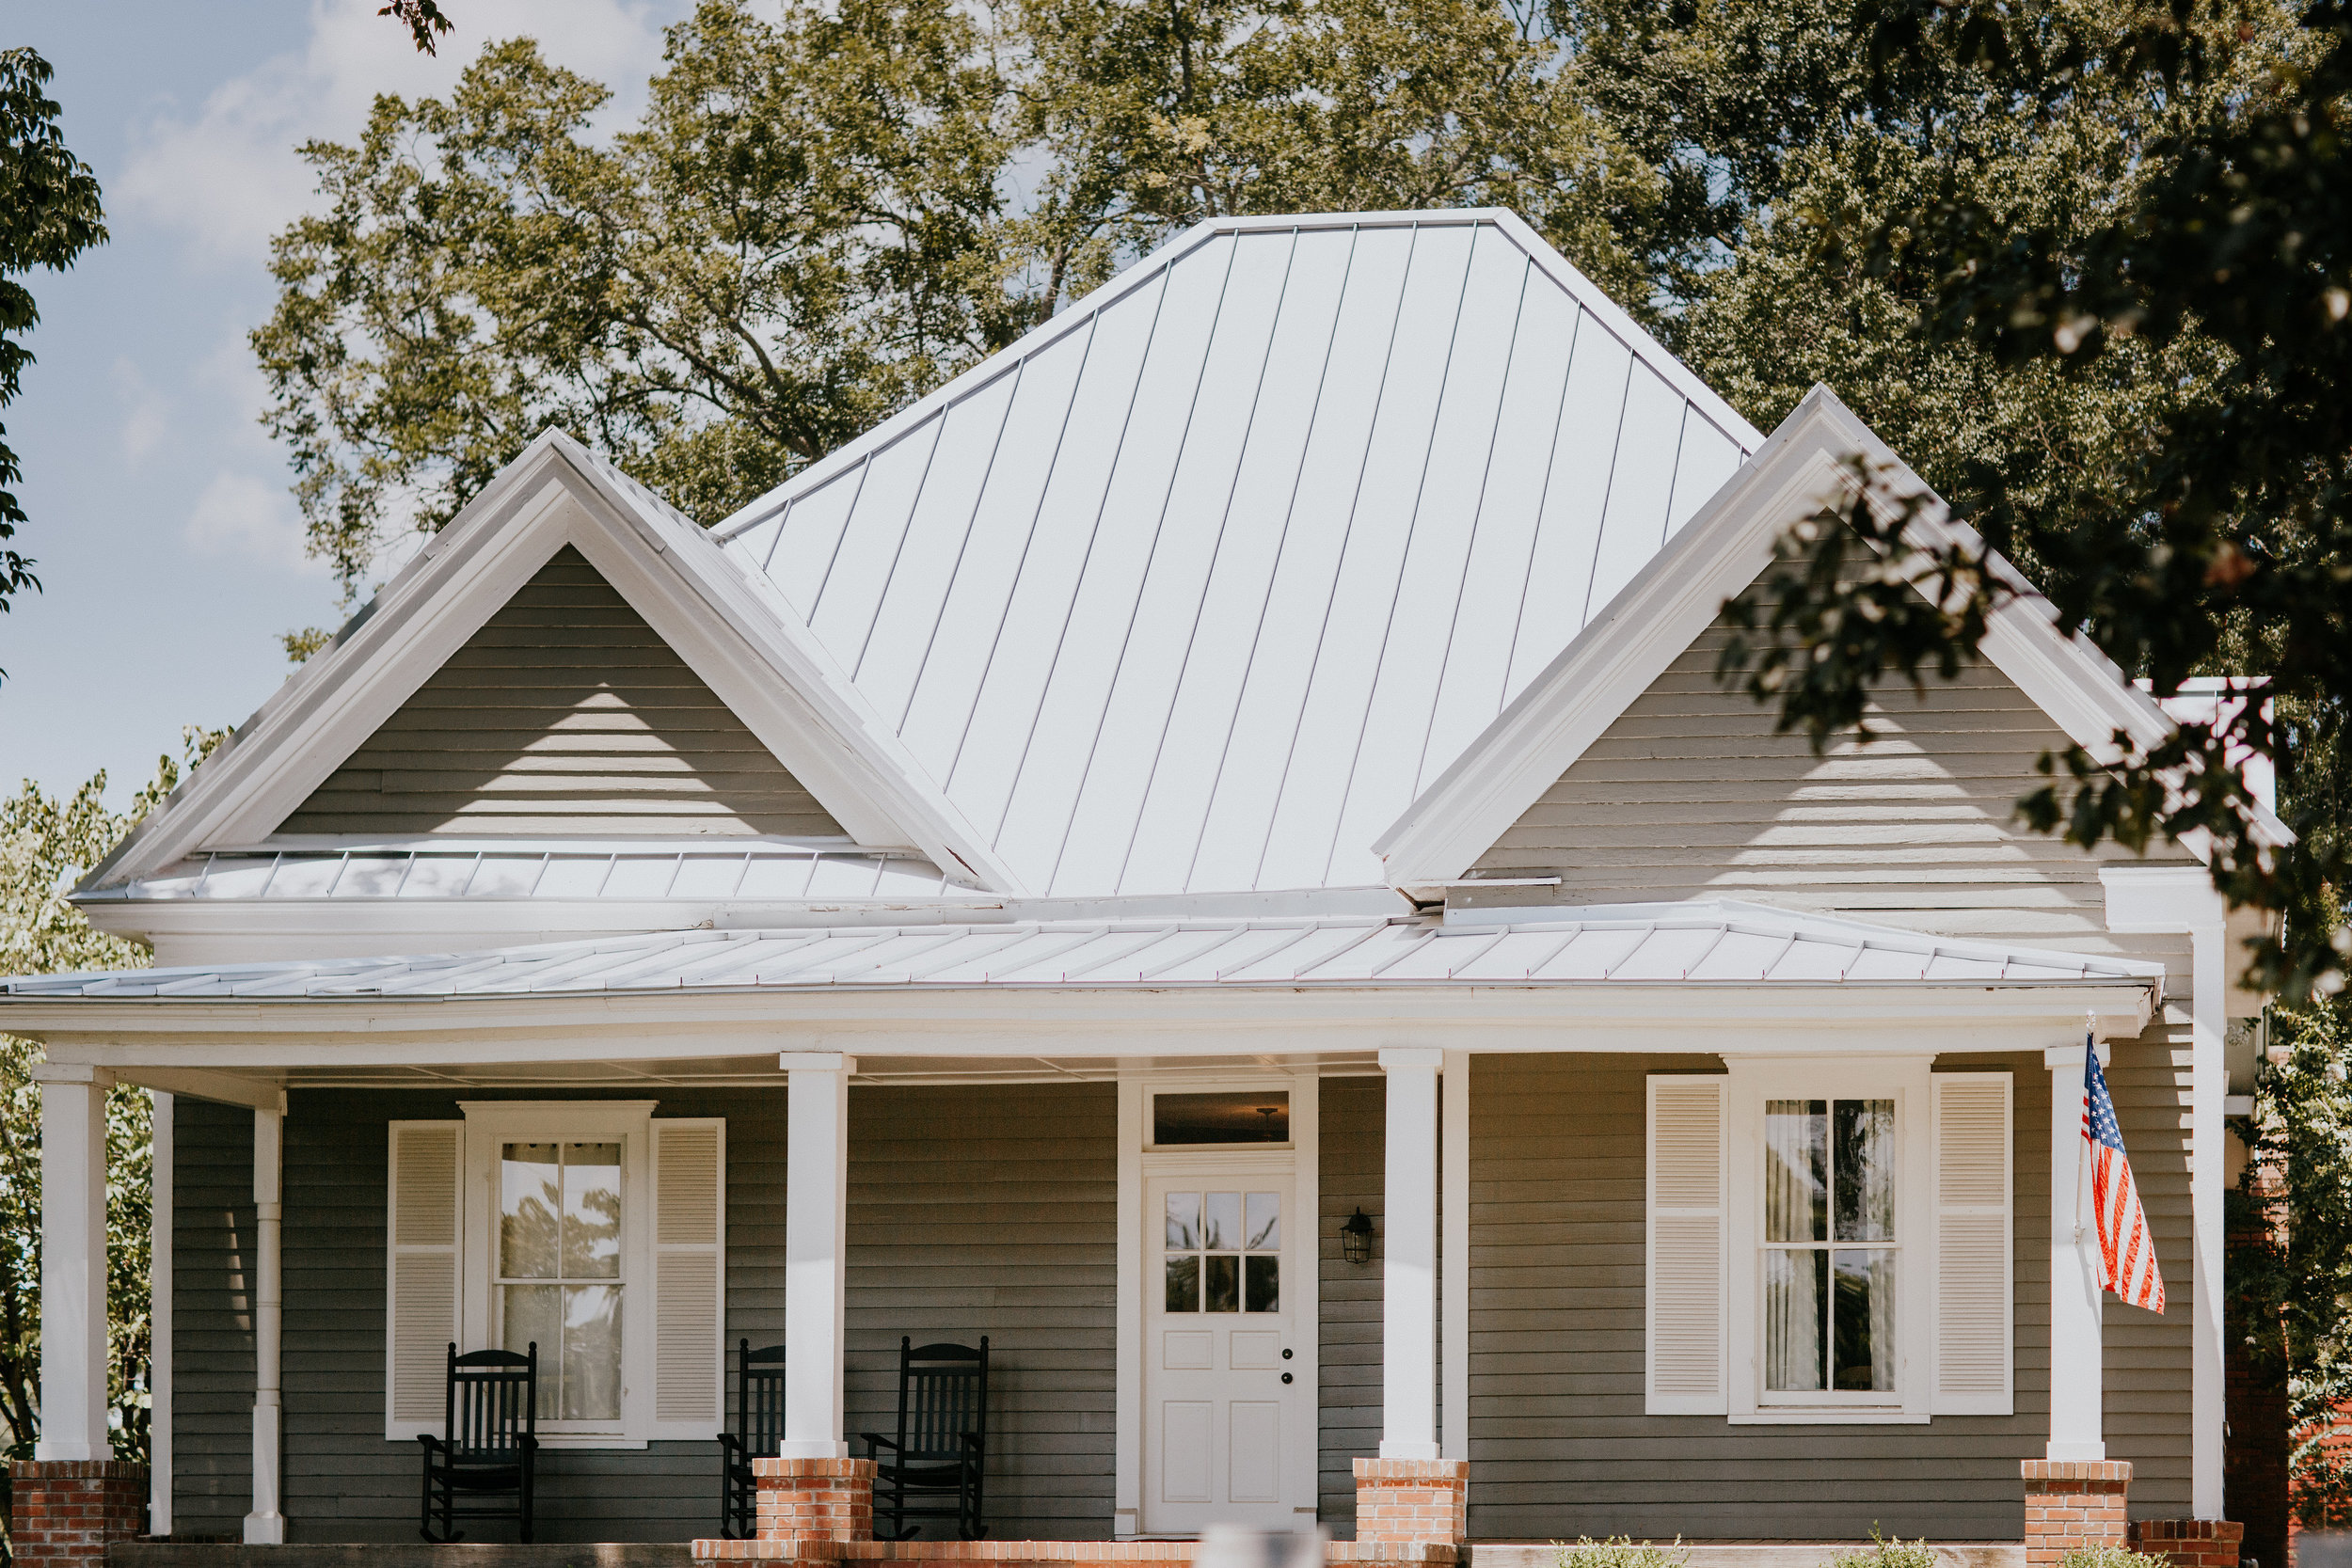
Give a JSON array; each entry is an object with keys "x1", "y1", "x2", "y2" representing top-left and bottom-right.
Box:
[{"x1": 4, "y1": 898, "x2": 2164, "y2": 1002}]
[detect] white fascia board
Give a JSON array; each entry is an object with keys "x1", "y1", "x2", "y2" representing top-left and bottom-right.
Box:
[
  {"x1": 86, "y1": 432, "x2": 1023, "y2": 895},
  {"x1": 5, "y1": 975, "x2": 2156, "y2": 1061},
  {"x1": 1376, "y1": 382, "x2": 2286, "y2": 888}
]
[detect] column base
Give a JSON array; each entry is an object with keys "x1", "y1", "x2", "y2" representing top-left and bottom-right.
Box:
[
  {"x1": 2133, "y1": 1520, "x2": 2245, "y2": 1568},
  {"x1": 1355, "y1": 1457, "x2": 1468, "y2": 1546},
  {"x1": 2023, "y1": 1460, "x2": 2132, "y2": 1568},
  {"x1": 753, "y1": 1457, "x2": 876, "y2": 1544},
  {"x1": 9, "y1": 1461, "x2": 147, "y2": 1568}
]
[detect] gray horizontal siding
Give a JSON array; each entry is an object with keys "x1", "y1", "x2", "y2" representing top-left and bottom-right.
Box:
[
  {"x1": 1319, "y1": 1076, "x2": 1383, "y2": 1535},
  {"x1": 173, "y1": 1085, "x2": 1114, "y2": 1544},
  {"x1": 1466, "y1": 1050, "x2": 2189, "y2": 1540},
  {"x1": 278, "y1": 547, "x2": 841, "y2": 838},
  {"x1": 1466, "y1": 627, "x2": 2195, "y2": 961}
]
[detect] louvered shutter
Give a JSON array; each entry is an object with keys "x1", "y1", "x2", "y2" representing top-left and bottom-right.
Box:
[
  {"x1": 650, "y1": 1118, "x2": 726, "y2": 1439},
  {"x1": 386, "y1": 1121, "x2": 463, "y2": 1439},
  {"x1": 1647, "y1": 1077, "x2": 1726, "y2": 1414},
  {"x1": 1931, "y1": 1073, "x2": 2012, "y2": 1415}
]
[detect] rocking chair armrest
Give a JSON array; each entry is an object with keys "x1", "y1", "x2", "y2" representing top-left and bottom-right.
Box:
[
  {"x1": 516, "y1": 1434, "x2": 540, "y2": 1453},
  {"x1": 861, "y1": 1433, "x2": 903, "y2": 1452},
  {"x1": 718, "y1": 1432, "x2": 745, "y2": 1457},
  {"x1": 417, "y1": 1433, "x2": 446, "y2": 1455},
  {"x1": 958, "y1": 1432, "x2": 984, "y2": 1453}
]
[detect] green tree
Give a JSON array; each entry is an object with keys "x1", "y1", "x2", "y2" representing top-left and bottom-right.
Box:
[
  {"x1": 0, "y1": 730, "x2": 225, "y2": 1464},
  {"x1": 0, "y1": 49, "x2": 107, "y2": 617}
]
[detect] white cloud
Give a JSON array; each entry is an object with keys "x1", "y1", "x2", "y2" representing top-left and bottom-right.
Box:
[
  {"x1": 117, "y1": 0, "x2": 690, "y2": 267},
  {"x1": 185, "y1": 469, "x2": 324, "y2": 575},
  {"x1": 111, "y1": 358, "x2": 171, "y2": 462}
]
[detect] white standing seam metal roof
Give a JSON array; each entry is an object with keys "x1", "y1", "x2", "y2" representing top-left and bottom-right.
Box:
[
  {"x1": 1, "y1": 902, "x2": 2161, "y2": 1001},
  {"x1": 715, "y1": 211, "x2": 1762, "y2": 899}
]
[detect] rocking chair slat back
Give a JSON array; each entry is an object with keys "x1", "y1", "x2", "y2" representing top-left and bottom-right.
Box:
[
  {"x1": 901, "y1": 1349, "x2": 984, "y2": 1458},
  {"x1": 719, "y1": 1340, "x2": 788, "y2": 1539},
  {"x1": 863, "y1": 1337, "x2": 989, "y2": 1541},
  {"x1": 447, "y1": 1346, "x2": 536, "y2": 1457}
]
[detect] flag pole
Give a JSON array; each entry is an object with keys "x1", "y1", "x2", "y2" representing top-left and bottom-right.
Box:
[{"x1": 2075, "y1": 1013, "x2": 2092, "y2": 1243}]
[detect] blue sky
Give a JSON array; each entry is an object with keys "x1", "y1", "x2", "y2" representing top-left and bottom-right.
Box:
[{"x1": 0, "y1": 0, "x2": 700, "y2": 808}]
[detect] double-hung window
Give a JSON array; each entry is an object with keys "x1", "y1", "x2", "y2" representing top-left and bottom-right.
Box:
[
  {"x1": 1645, "y1": 1061, "x2": 2012, "y2": 1423},
  {"x1": 384, "y1": 1101, "x2": 726, "y2": 1447}
]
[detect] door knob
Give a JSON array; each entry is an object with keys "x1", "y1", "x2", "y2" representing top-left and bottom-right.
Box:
[{"x1": 1281, "y1": 1372, "x2": 1294, "y2": 1384}]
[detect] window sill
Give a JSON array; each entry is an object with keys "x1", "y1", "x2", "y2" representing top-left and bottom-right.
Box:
[{"x1": 1728, "y1": 1407, "x2": 1929, "y2": 1425}]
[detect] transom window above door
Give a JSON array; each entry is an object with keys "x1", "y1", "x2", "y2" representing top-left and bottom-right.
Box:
[{"x1": 1165, "y1": 1191, "x2": 1279, "y2": 1313}]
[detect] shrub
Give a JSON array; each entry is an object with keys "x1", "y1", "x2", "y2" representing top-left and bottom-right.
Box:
[
  {"x1": 1554, "y1": 1538, "x2": 1691, "y2": 1568},
  {"x1": 2057, "y1": 1548, "x2": 2168, "y2": 1568},
  {"x1": 1828, "y1": 1529, "x2": 1938, "y2": 1568}
]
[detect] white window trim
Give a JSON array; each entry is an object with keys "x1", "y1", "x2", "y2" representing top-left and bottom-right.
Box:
[
  {"x1": 458, "y1": 1101, "x2": 659, "y2": 1449},
  {"x1": 1724, "y1": 1058, "x2": 1933, "y2": 1425}
]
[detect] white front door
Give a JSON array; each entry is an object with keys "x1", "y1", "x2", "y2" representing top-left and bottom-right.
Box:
[{"x1": 1143, "y1": 1164, "x2": 1306, "y2": 1533}]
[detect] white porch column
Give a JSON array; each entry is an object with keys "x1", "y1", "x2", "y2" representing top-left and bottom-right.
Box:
[
  {"x1": 1379, "y1": 1046, "x2": 1441, "y2": 1461},
  {"x1": 2045, "y1": 1043, "x2": 2105, "y2": 1463},
  {"x1": 151, "y1": 1090, "x2": 175, "y2": 1537},
  {"x1": 32, "y1": 1063, "x2": 113, "y2": 1463},
  {"x1": 781, "y1": 1052, "x2": 854, "y2": 1459},
  {"x1": 245, "y1": 1101, "x2": 285, "y2": 1544},
  {"x1": 1440, "y1": 1051, "x2": 1470, "y2": 1463},
  {"x1": 2104, "y1": 865, "x2": 2229, "y2": 1519}
]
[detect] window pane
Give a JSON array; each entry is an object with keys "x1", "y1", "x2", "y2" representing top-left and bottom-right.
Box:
[
  {"x1": 1833, "y1": 1249, "x2": 1897, "y2": 1392},
  {"x1": 1153, "y1": 1091, "x2": 1289, "y2": 1144},
  {"x1": 563, "y1": 1143, "x2": 624, "y2": 1279},
  {"x1": 1204, "y1": 1192, "x2": 1242, "y2": 1252},
  {"x1": 1765, "y1": 1101, "x2": 1827, "y2": 1243},
  {"x1": 561, "y1": 1284, "x2": 623, "y2": 1420},
  {"x1": 1205, "y1": 1254, "x2": 1240, "y2": 1312},
  {"x1": 1245, "y1": 1254, "x2": 1279, "y2": 1313},
  {"x1": 1246, "y1": 1193, "x2": 1280, "y2": 1251},
  {"x1": 1764, "y1": 1248, "x2": 1828, "y2": 1391},
  {"x1": 501, "y1": 1143, "x2": 562, "y2": 1279},
  {"x1": 1166, "y1": 1192, "x2": 1200, "y2": 1251},
  {"x1": 1166, "y1": 1255, "x2": 1200, "y2": 1312},
  {"x1": 1834, "y1": 1101, "x2": 1897, "y2": 1243}
]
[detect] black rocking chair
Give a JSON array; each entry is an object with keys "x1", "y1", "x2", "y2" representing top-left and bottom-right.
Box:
[
  {"x1": 419, "y1": 1343, "x2": 540, "y2": 1544},
  {"x1": 862, "y1": 1337, "x2": 989, "y2": 1541},
  {"x1": 718, "y1": 1339, "x2": 789, "y2": 1538}
]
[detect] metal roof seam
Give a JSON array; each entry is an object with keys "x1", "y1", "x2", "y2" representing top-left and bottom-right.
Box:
[
  {"x1": 1318, "y1": 220, "x2": 1487, "y2": 889},
  {"x1": 1110, "y1": 227, "x2": 1307, "y2": 895},
  {"x1": 1574, "y1": 354, "x2": 1641, "y2": 627},
  {"x1": 1039, "y1": 232, "x2": 1248, "y2": 897},
  {"x1": 848, "y1": 367, "x2": 966, "y2": 684},
  {"x1": 1211, "y1": 920, "x2": 1321, "y2": 981},
  {"x1": 1445, "y1": 927, "x2": 1512, "y2": 978},
  {"x1": 1600, "y1": 924, "x2": 1655, "y2": 980},
  {"x1": 1681, "y1": 925, "x2": 1730, "y2": 979},
  {"x1": 1246, "y1": 223, "x2": 1424, "y2": 893}
]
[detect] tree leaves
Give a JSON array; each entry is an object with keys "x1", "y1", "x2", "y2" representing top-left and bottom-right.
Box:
[{"x1": 0, "y1": 48, "x2": 106, "y2": 617}]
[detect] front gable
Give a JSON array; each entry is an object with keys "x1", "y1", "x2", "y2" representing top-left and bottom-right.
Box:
[
  {"x1": 87, "y1": 433, "x2": 1021, "y2": 895},
  {"x1": 279, "y1": 547, "x2": 844, "y2": 839},
  {"x1": 1460, "y1": 597, "x2": 2197, "y2": 946},
  {"x1": 1375, "y1": 385, "x2": 2270, "y2": 897}
]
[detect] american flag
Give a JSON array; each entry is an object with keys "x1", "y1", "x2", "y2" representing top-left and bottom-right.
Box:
[{"x1": 2083, "y1": 1036, "x2": 2165, "y2": 1313}]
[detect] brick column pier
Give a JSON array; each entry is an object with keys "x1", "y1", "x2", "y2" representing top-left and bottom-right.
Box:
[
  {"x1": 1355, "y1": 1457, "x2": 1468, "y2": 1546},
  {"x1": 2133, "y1": 1520, "x2": 2246, "y2": 1568},
  {"x1": 2024, "y1": 1460, "x2": 2132, "y2": 1568},
  {"x1": 8, "y1": 1461, "x2": 146, "y2": 1568}
]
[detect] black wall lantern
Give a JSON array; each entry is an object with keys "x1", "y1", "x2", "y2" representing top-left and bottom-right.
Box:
[{"x1": 1341, "y1": 1207, "x2": 1375, "y2": 1266}]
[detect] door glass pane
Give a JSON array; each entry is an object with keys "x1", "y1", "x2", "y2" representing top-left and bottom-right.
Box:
[
  {"x1": 1763, "y1": 1247, "x2": 1828, "y2": 1391},
  {"x1": 1203, "y1": 1192, "x2": 1241, "y2": 1252},
  {"x1": 1166, "y1": 1255, "x2": 1200, "y2": 1312},
  {"x1": 562, "y1": 1142, "x2": 623, "y2": 1278},
  {"x1": 1833, "y1": 1248, "x2": 1896, "y2": 1391},
  {"x1": 1246, "y1": 1193, "x2": 1279, "y2": 1250},
  {"x1": 561, "y1": 1284, "x2": 623, "y2": 1418},
  {"x1": 1833, "y1": 1101, "x2": 1897, "y2": 1242},
  {"x1": 500, "y1": 1143, "x2": 562, "y2": 1278},
  {"x1": 1765, "y1": 1100, "x2": 1828, "y2": 1243},
  {"x1": 1204, "y1": 1254, "x2": 1240, "y2": 1312},
  {"x1": 1245, "y1": 1254, "x2": 1279, "y2": 1312},
  {"x1": 1166, "y1": 1192, "x2": 1200, "y2": 1250}
]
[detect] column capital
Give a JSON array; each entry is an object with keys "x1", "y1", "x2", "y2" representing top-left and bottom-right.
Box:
[
  {"x1": 779, "y1": 1052, "x2": 857, "y2": 1073},
  {"x1": 30, "y1": 1063, "x2": 112, "y2": 1087},
  {"x1": 1377, "y1": 1046, "x2": 1443, "y2": 1070}
]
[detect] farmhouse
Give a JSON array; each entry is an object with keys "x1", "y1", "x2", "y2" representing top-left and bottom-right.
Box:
[{"x1": 2, "y1": 211, "x2": 2270, "y2": 1568}]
